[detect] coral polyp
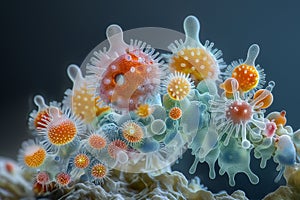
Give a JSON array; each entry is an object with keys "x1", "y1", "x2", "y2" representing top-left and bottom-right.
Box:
[{"x1": 15, "y1": 15, "x2": 300, "y2": 198}]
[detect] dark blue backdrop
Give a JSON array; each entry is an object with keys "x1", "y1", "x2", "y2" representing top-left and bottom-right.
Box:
[{"x1": 0, "y1": 1, "x2": 299, "y2": 199}]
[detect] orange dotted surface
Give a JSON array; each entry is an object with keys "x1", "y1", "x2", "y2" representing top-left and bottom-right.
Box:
[
  {"x1": 231, "y1": 64, "x2": 259, "y2": 92},
  {"x1": 170, "y1": 48, "x2": 218, "y2": 82},
  {"x1": 48, "y1": 120, "x2": 77, "y2": 145}
]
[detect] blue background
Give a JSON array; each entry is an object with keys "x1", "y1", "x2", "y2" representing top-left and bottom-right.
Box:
[{"x1": 1, "y1": 0, "x2": 299, "y2": 199}]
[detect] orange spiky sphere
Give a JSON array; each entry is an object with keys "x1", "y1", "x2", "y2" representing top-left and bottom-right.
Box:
[
  {"x1": 24, "y1": 146, "x2": 46, "y2": 168},
  {"x1": 74, "y1": 153, "x2": 90, "y2": 169},
  {"x1": 48, "y1": 119, "x2": 77, "y2": 146},
  {"x1": 91, "y1": 163, "x2": 107, "y2": 179},
  {"x1": 122, "y1": 121, "x2": 144, "y2": 143},
  {"x1": 169, "y1": 107, "x2": 182, "y2": 120},
  {"x1": 231, "y1": 64, "x2": 259, "y2": 93}
]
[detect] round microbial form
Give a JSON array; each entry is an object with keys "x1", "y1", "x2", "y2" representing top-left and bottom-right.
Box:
[
  {"x1": 88, "y1": 133, "x2": 107, "y2": 150},
  {"x1": 253, "y1": 89, "x2": 273, "y2": 109},
  {"x1": 121, "y1": 121, "x2": 144, "y2": 143},
  {"x1": 86, "y1": 24, "x2": 164, "y2": 111},
  {"x1": 209, "y1": 78, "x2": 272, "y2": 149},
  {"x1": 55, "y1": 172, "x2": 71, "y2": 187},
  {"x1": 167, "y1": 16, "x2": 225, "y2": 83},
  {"x1": 18, "y1": 140, "x2": 47, "y2": 169},
  {"x1": 74, "y1": 153, "x2": 90, "y2": 169},
  {"x1": 136, "y1": 104, "x2": 153, "y2": 118},
  {"x1": 48, "y1": 119, "x2": 77, "y2": 145},
  {"x1": 169, "y1": 107, "x2": 182, "y2": 120},
  {"x1": 37, "y1": 107, "x2": 85, "y2": 151},
  {"x1": 150, "y1": 119, "x2": 167, "y2": 135},
  {"x1": 219, "y1": 77, "x2": 240, "y2": 94},
  {"x1": 267, "y1": 110, "x2": 287, "y2": 127},
  {"x1": 163, "y1": 72, "x2": 194, "y2": 101},
  {"x1": 89, "y1": 162, "x2": 108, "y2": 184},
  {"x1": 232, "y1": 65, "x2": 259, "y2": 92},
  {"x1": 36, "y1": 171, "x2": 50, "y2": 185},
  {"x1": 107, "y1": 139, "x2": 128, "y2": 159},
  {"x1": 224, "y1": 44, "x2": 266, "y2": 94}
]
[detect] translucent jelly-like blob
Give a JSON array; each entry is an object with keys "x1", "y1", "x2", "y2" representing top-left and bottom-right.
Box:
[
  {"x1": 65, "y1": 65, "x2": 109, "y2": 123},
  {"x1": 107, "y1": 139, "x2": 128, "y2": 159},
  {"x1": 273, "y1": 135, "x2": 297, "y2": 182},
  {"x1": 254, "y1": 137, "x2": 275, "y2": 168},
  {"x1": 168, "y1": 15, "x2": 225, "y2": 83},
  {"x1": 218, "y1": 138, "x2": 259, "y2": 186},
  {"x1": 275, "y1": 135, "x2": 296, "y2": 166},
  {"x1": 181, "y1": 101, "x2": 207, "y2": 138},
  {"x1": 189, "y1": 127, "x2": 220, "y2": 180}
]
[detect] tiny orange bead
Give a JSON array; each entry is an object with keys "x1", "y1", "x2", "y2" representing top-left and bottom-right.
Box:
[
  {"x1": 253, "y1": 89, "x2": 273, "y2": 109},
  {"x1": 169, "y1": 107, "x2": 182, "y2": 120}
]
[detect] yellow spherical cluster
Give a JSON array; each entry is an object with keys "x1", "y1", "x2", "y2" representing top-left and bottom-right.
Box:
[{"x1": 163, "y1": 72, "x2": 194, "y2": 101}]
